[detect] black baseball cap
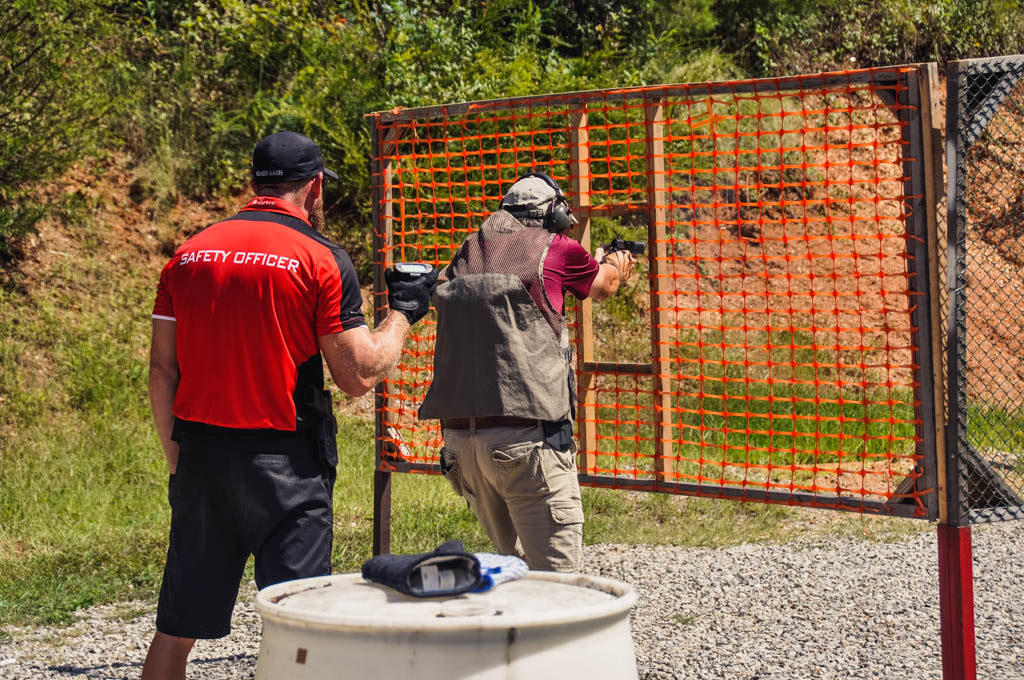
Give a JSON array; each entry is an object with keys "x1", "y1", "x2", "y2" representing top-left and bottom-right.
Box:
[{"x1": 251, "y1": 131, "x2": 338, "y2": 185}]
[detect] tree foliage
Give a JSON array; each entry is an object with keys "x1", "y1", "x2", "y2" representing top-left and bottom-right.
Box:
[
  {"x1": 0, "y1": 1, "x2": 118, "y2": 257},
  {"x1": 716, "y1": 0, "x2": 1024, "y2": 75},
  {"x1": 3, "y1": 0, "x2": 1024, "y2": 263}
]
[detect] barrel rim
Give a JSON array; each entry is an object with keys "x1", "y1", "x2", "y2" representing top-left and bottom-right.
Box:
[{"x1": 254, "y1": 571, "x2": 637, "y2": 631}]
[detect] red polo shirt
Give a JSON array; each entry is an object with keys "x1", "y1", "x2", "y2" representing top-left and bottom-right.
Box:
[{"x1": 152, "y1": 196, "x2": 365, "y2": 430}]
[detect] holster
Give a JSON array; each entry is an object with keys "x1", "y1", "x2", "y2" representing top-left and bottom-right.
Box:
[{"x1": 299, "y1": 387, "x2": 338, "y2": 482}]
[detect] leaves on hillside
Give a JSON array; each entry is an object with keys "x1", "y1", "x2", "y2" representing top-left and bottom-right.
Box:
[{"x1": 4, "y1": 0, "x2": 1024, "y2": 262}]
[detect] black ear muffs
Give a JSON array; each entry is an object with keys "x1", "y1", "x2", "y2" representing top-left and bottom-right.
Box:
[
  {"x1": 546, "y1": 197, "x2": 574, "y2": 233},
  {"x1": 513, "y1": 171, "x2": 576, "y2": 233}
]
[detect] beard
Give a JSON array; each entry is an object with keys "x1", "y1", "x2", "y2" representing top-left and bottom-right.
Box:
[{"x1": 309, "y1": 193, "x2": 325, "y2": 232}]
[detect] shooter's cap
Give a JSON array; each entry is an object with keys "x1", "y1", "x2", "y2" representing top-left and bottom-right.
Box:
[{"x1": 500, "y1": 175, "x2": 559, "y2": 218}]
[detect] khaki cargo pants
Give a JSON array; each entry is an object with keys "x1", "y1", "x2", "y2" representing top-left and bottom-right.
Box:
[{"x1": 439, "y1": 424, "x2": 583, "y2": 572}]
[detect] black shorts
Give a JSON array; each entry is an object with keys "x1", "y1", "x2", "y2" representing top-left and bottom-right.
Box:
[{"x1": 155, "y1": 420, "x2": 335, "y2": 639}]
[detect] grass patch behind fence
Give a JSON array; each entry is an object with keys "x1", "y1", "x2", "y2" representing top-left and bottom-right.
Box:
[
  {"x1": 577, "y1": 223, "x2": 920, "y2": 490},
  {"x1": 967, "y1": 404, "x2": 1024, "y2": 454},
  {"x1": 964, "y1": 404, "x2": 1024, "y2": 484},
  {"x1": 583, "y1": 308, "x2": 919, "y2": 486}
]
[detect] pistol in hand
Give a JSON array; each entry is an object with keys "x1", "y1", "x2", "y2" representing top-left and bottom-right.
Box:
[{"x1": 603, "y1": 235, "x2": 646, "y2": 256}]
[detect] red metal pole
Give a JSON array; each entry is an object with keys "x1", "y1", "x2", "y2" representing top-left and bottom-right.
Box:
[{"x1": 937, "y1": 524, "x2": 977, "y2": 680}]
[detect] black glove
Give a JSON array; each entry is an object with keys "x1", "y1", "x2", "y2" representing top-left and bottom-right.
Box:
[
  {"x1": 384, "y1": 264, "x2": 439, "y2": 324},
  {"x1": 361, "y1": 539, "x2": 481, "y2": 597}
]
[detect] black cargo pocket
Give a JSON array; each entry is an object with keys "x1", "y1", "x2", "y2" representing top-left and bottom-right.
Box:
[
  {"x1": 320, "y1": 413, "x2": 339, "y2": 469},
  {"x1": 309, "y1": 412, "x2": 339, "y2": 491},
  {"x1": 168, "y1": 444, "x2": 186, "y2": 508},
  {"x1": 439, "y1": 447, "x2": 465, "y2": 497}
]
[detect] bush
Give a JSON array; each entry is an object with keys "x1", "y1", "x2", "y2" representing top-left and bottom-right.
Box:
[
  {"x1": 0, "y1": 1, "x2": 119, "y2": 258},
  {"x1": 0, "y1": 200, "x2": 46, "y2": 262},
  {"x1": 715, "y1": 0, "x2": 1024, "y2": 77},
  {"x1": 6, "y1": 0, "x2": 1024, "y2": 265}
]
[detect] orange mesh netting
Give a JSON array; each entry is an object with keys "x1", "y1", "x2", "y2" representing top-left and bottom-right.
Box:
[{"x1": 370, "y1": 66, "x2": 936, "y2": 517}]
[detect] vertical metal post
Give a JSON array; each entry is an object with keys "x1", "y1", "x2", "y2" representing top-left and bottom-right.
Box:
[
  {"x1": 644, "y1": 95, "x2": 675, "y2": 484},
  {"x1": 371, "y1": 116, "x2": 395, "y2": 555},
  {"x1": 938, "y1": 524, "x2": 978, "y2": 680},
  {"x1": 940, "y1": 60, "x2": 978, "y2": 680},
  {"x1": 372, "y1": 470, "x2": 392, "y2": 556},
  {"x1": 569, "y1": 110, "x2": 597, "y2": 474},
  {"x1": 944, "y1": 60, "x2": 966, "y2": 527}
]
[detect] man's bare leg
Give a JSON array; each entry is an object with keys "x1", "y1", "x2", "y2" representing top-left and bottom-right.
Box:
[{"x1": 141, "y1": 631, "x2": 196, "y2": 680}]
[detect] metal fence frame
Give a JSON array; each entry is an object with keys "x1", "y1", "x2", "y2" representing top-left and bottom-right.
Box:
[
  {"x1": 368, "y1": 65, "x2": 943, "y2": 539},
  {"x1": 946, "y1": 55, "x2": 1024, "y2": 526}
]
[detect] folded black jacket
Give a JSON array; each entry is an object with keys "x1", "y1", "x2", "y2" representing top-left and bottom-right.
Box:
[{"x1": 361, "y1": 539, "x2": 482, "y2": 597}]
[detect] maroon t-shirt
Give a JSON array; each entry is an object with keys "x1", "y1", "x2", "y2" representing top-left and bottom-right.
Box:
[{"x1": 542, "y1": 233, "x2": 601, "y2": 313}]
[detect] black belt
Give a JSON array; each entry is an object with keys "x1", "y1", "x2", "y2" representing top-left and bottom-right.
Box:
[{"x1": 442, "y1": 416, "x2": 540, "y2": 430}]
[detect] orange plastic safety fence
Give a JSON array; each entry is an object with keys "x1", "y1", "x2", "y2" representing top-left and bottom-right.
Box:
[{"x1": 370, "y1": 66, "x2": 935, "y2": 517}]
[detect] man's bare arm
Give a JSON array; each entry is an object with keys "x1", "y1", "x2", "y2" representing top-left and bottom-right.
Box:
[
  {"x1": 149, "y1": 319, "x2": 180, "y2": 473},
  {"x1": 589, "y1": 248, "x2": 636, "y2": 300},
  {"x1": 319, "y1": 310, "x2": 412, "y2": 397}
]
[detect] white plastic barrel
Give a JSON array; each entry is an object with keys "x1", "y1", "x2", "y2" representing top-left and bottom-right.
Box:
[{"x1": 254, "y1": 571, "x2": 638, "y2": 680}]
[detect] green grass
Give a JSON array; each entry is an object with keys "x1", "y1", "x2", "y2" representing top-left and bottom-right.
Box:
[
  {"x1": 0, "y1": 406, "x2": 822, "y2": 629},
  {"x1": 0, "y1": 199, "x2": 925, "y2": 633},
  {"x1": 583, "y1": 489, "x2": 796, "y2": 546},
  {"x1": 967, "y1": 404, "x2": 1024, "y2": 452},
  {"x1": 331, "y1": 418, "x2": 494, "y2": 564},
  {"x1": 302, "y1": 418, "x2": 827, "y2": 564},
  {"x1": 964, "y1": 404, "x2": 1024, "y2": 481}
]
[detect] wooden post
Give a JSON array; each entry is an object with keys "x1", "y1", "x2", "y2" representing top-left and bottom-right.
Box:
[
  {"x1": 645, "y1": 97, "x2": 675, "y2": 484},
  {"x1": 570, "y1": 110, "x2": 598, "y2": 474},
  {"x1": 371, "y1": 118, "x2": 397, "y2": 555},
  {"x1": 920, "y1": 62, "x2": 949, "y2": 522}
]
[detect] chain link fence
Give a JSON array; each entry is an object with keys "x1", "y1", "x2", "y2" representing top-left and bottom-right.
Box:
[{"x1": 947, "y1": 55, "x2": 1024, "y2": 524}]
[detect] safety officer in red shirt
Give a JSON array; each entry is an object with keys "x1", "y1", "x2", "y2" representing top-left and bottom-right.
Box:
[
  {"x1": 141, "y1": 131, "x2": 438, "y2": 680},
  {"x1": 418, "y1": 172, "x2": 634, "y2": 573}
]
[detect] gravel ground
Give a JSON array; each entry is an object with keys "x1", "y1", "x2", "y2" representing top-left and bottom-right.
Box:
[{"x1": 1, "y1": 522, "x2": 1020, "y2": 679}]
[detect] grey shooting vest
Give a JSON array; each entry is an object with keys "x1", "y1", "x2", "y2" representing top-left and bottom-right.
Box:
[{"x1": 418, "y1": 210, "x2": 575, "y2": 422}]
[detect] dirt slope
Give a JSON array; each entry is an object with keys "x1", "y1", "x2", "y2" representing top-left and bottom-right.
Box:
[{"x1": 4, "y1": 153, "x2": 376, "y2": 420}]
